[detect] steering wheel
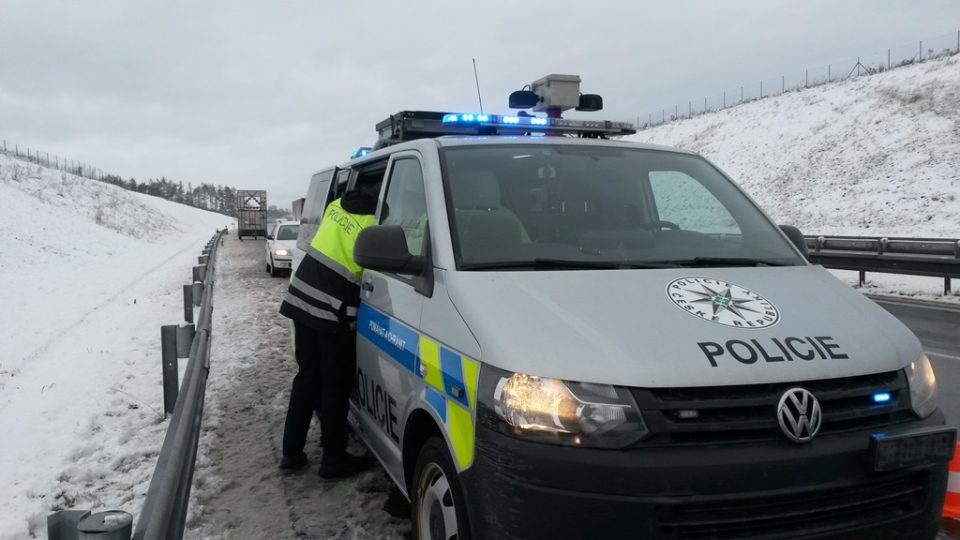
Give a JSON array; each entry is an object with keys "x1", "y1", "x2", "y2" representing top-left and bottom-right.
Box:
[{"x1": 647, "y1": 220, "x2": 680, "y2": 231}]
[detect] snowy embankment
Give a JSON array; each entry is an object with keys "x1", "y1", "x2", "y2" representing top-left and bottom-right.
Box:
[
  {"x1": 0, "y1": 154, "x2": 230, "y2": 538},
  {"x1": 629, "y1": 54, "x2": 960, "y2": 301}
]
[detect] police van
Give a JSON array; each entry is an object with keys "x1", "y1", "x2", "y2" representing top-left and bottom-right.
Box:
[{"x1": 294, "y1": 75, "x2": 955, "y2": 539}]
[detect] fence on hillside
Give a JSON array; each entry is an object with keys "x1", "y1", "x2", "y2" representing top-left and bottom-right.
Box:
[
  {"x1": 636, "y1": 29, "x2": 960, "y2": 129},
  {"x1": 0, "y1": 139, "x2": 112, "y2": 181}
]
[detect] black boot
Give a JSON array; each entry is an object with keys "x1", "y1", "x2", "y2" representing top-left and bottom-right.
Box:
[
  {"x1": 318, "y1": 452, "x2": 375, "y2": 479},
  {"x1": 279, "y1": 451, "x2": 309, "y2": 470}
]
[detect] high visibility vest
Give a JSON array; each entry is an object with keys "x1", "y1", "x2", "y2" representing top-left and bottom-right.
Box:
[
  {"x1": 309, "y1": 198, "x2": 377, "y2": 282},
  {"x1": 280, "y1": 197, "x2": 377, "y2": 330}
]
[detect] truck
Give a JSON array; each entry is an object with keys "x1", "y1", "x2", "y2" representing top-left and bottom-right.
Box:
[{"x1": 236, "y1": 190, "x2": 267, "y2": 239}]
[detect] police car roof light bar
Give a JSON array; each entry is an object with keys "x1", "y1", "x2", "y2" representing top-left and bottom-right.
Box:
[{"x1": 374, "y1": 110, "x2": 636, "y2": 148}]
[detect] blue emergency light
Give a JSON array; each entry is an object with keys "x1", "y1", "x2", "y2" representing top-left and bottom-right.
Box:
[
  {"x1": 872, "y1": 392, "x2": 892, "y2": 403},
  {"x1": 374, "y1": 110, "x2": 636, "y2": 148},
  {"x1": 350, "y1": 147, "x2": 372, "y2": 159}
]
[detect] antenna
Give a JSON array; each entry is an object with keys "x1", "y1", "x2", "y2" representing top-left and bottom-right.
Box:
[{"x1": 472, "y1": 58, "x2": 484, "y2": 114}]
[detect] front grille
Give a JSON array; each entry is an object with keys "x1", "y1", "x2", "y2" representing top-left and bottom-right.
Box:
[
  {"x1": 655, "y1": 470, "x2": 928, "y2": 539},
  {"x1": 632, "y1": 370, "x2": 915, "y2": 446}
]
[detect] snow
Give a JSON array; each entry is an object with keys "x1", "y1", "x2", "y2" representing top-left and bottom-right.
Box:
[
  {"x1": 629, "y1": 54, "x2": 960, "y2": 239},
  {"x1": 1, "y1": 48, "x2": 957, "y2": 540},
  {"x1": 627, "y1": 53, "x2": 960, "y2": 303},
  {"x1": 0, "y1": 154, "x2": 230, "y2": 539},
  {"x1": 187, "y1": 236, "x2": 407, "y2": 539}
]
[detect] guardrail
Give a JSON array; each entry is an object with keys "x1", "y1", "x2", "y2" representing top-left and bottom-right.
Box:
[
  {"x1": 47, "y1": 230, "x2": 226, "y2": 540},
  {"x1": 805, "y1": 235, "x2": 960, "y2": 295}
]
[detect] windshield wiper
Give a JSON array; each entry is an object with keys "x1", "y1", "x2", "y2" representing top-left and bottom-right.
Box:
[
  {"x1": 460, "y1": 259, "x2": 679, "y2": 271},
  {"x1": 655, "y1": 257, "x2": 793, "y2": 267}
]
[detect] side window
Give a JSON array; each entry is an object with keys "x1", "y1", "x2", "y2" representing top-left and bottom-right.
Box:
[
  {"x1": 648, "y1": 171, "x2": 740, "y2": 234},
  {"x1": 298, "y1": 169, "x2": 334, "y2": 250},
  {"x1": 381, "y1": 158, "x2": 428, "y2": 257}
]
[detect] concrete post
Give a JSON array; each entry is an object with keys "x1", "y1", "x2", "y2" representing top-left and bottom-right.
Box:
[
  {"x1": 77, "y1": 511, "x2": 132, "y2": 540},
  {"x1": 161, "y1": 325, "x2": 178, "y2": 416},
  {"x1": 182, "y1": 285, "x2": 193, "y2": 324}
]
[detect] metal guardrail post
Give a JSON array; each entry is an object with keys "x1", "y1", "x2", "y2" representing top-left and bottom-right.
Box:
[
  {"x1": 77, "y1": 511, "x2": 133, "y2": 539},
  {"x1": 198, "y1": 255, "x2": 208, "y2": 265},
  {"x1": 176, "y1": 325, "x2": 196, "y2": 358},
  {"x1": 193, "y1": 265, "x2": 206, "y2": 282},
  {"x1": 161, "y1": 325, "x2": 178, "y2": 416},
  {"x1": 182, "y1": 285, "x2": 193, "y2": 324},
  {"x1": 48, "y1": 510, "x2": 92, "y2": 539},
  {"x1": 192, "y1": 282, "x2": 204, "y2": 306}
]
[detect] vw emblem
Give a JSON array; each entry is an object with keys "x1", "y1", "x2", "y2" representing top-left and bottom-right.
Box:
[{"x1": 777, "y1": 388, "x2": 822, "y2": 443}]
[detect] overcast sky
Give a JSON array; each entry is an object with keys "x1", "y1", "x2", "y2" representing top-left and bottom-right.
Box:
[{"x1": 2, "y1": 1, "x2": 959, "y2": 204}]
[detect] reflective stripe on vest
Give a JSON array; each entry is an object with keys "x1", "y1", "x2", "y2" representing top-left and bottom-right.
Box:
[{"x1": 309, "y1": 198, "x2": 377, "y2": 284}]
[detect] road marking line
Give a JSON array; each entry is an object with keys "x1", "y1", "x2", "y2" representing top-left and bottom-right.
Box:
[{"x1": 927, "y1": 350, "x2": 960, "y2": 362}]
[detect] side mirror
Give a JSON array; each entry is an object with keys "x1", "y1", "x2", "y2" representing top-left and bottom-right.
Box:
[
  {"x1": 355, "y1": 226, "x2": 426, "y2": 274},
  {"x1": 509, "y1": 90, "x2": 539, "y2": 109},
  {"x1": 779, "y1": 225, "x2": 808, "y2": 257},
  {"x1": 266, "y1": 234, "x2": 274, "y2": 240}
]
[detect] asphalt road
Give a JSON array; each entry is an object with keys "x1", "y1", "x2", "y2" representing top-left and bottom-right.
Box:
[
  {"x1": 871, "y1": 296, "x2": 960, "y2": 540},
  {"x1": 872, "y1": 296, "x2": 960, "y2": 429}
]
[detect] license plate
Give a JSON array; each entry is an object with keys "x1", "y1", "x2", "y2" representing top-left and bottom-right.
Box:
[{"x1": 870, "y1": 427, "x2": 957, "y2": 472}]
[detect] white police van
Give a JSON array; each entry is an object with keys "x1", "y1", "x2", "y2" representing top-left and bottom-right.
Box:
[{"x1": 295, "y1": 75, "x2": 955, "y2": 539}]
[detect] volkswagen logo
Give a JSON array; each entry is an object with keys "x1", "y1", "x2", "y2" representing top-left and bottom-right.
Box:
[{"x1": 777, "y1": 388, "x2": 822, "y2": 443}]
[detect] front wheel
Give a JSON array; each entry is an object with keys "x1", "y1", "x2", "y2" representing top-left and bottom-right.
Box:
[{"x1": 412, "y1": 437, "x2": 470, "y2": 540}]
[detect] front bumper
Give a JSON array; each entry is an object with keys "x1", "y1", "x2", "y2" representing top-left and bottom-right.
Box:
[
  {"x1": 461, "y1": 410, "x2": 949, "y2": 540},
  {"x1": 273, "y1": 258, "x2": 292, "y2": 269}
]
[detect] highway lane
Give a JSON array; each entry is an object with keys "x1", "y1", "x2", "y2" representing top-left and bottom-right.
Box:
[
  {"x1": 870, "y1": 296, "x2": 960, "y2": 539},
  {"x1": 872, "y1": 296, "x2": 960, "y2": 429}
]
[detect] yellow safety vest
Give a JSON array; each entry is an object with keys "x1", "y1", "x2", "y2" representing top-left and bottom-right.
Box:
[{"x1": 310, "y1": 198, "x2": 377, "y2": 281}]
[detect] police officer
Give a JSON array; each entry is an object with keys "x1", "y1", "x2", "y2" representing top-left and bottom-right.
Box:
[{"x1": 278, "y1": 179, "x2": 380, "y2": 478}]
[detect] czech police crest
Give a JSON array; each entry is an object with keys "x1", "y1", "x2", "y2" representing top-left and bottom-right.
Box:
[{"x1": 667, "y1": 277, "x2": 780, "y2": 328}]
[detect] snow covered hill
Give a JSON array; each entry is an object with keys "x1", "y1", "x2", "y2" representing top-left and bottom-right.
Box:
[
  {"x1": 0, "y1": 154, "x2": 231, "y2": 538},
  {"x1": 629, "y1": 54, "x2": 960, "y2": 238}
]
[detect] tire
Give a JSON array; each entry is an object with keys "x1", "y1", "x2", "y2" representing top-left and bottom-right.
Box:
[
  {"x1": 270, "y1": 257, "x2": 280, "y2": 277},
  {"x1": 265, "y1": 262, "x2": 271, "y2": 273},
  {"x1": 411, "y1": 437, "x2": 471, "y2": 540}
]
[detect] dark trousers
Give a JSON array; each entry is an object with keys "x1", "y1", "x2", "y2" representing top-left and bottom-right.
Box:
[{"x1": 282, "y1": 321, "x2": 356, "y2": 458}]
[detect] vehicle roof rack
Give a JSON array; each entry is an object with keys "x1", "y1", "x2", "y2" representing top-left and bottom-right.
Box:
[{"x1": 374, "y1": 110, "x2": 636, "y2": 149}]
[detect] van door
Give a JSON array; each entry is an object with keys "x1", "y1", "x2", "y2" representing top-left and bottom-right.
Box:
[{"x1": 354, "y1": 151, "x2": 430, "y2": 487}]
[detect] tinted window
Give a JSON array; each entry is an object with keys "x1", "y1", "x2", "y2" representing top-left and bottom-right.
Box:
[{"x1": 442, "y1": 145, "x2": 802, "y2": 268}]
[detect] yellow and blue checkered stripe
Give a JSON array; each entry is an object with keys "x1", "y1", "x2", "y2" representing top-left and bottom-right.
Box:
[{"x1": 358, "y1": 303, "x2": 480, "y2": 470}]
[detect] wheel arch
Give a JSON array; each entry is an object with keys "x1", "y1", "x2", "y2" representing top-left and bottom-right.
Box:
[{"x1": 402, "y1": 407, "x2": 446, "y2": 495}]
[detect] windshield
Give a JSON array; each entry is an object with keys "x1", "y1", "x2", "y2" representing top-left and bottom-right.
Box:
[
  {"x1": 276, "y1": 225, "x2": 299, "y2": 240},
  {"x1": 441, "y1": 145, "x2": 803, "y2": 269}
]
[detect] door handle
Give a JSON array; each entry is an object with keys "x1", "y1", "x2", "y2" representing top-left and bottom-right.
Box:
[{"x1": 361, "y1": 281, "x2": 374, "y2": 292}]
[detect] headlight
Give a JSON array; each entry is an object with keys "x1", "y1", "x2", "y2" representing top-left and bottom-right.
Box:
[
  {"x1": 274, "y1": 249, "x2": 290, "y2": 256},
  {"x1": 481, "y1": 366, "x2": 647, "y2": 448},
  {"x1": 905, "y1": 353, "x2": 938, "y2": 418}
]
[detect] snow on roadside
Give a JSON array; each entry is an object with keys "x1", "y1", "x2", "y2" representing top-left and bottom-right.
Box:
[
  {"x1": 629, "y1": 54, "x2": 960, "y2": 239},
  {"x1": 0, "y1": 155, "x2": 230, "y2": 538},
  {"x1": 188, "y1": 236, "x2": 407, "y2": 539}
]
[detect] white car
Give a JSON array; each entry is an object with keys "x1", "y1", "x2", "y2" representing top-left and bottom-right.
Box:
[{"x1": 265, "y1": 220, "x2": 298, "y2": 277}]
